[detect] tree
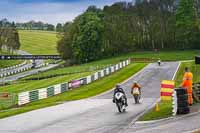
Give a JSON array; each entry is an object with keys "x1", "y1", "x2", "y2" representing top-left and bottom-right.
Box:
[
  {"x1": 73, "y1": 12, "x2": 104, "y2": 63},
  {"x1": 47, "y1": 24, "x2": 55, "y2": 31},
  {"x1": 0, "y1": 19, "x2": 21, "y2": 53},
  {"x1": 57, "y1": 11, "x2": 104, "y2": 64},
  {"x1": 56, "y1": 23, "x2": 63, "y2": 32},
  {"x1": 176, "y1": 0, "x2": 198, "y2": 49}
]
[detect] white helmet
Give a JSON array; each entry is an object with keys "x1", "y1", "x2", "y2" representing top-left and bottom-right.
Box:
[{"x1": 133, "y1": 81, "x2": 137, "y2": 84}]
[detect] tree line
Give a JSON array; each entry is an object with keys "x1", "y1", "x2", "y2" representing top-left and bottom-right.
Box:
[
  {"x1": 16, "y1": 20, "x2": 55, "y2": 31},
  {"x1": 0, "y1": 19, "x2": 20, "y2": 53},
  {"x1": 57, "y1": 0, "x2": 200, "y2": 64}
]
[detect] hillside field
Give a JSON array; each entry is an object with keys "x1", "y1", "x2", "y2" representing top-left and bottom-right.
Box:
[{"x1": 18, "y1": 30, "x2": 58, "y2": 55}]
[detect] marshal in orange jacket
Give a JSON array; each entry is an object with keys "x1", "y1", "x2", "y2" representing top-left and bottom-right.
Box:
[{"x1": 181, "y1": 71, "x2": 193, "y2": 105}]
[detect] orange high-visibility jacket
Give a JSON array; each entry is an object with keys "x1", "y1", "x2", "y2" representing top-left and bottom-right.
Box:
[{"x1": 181, "y1": 72, "x2": 193, "y2": 92}]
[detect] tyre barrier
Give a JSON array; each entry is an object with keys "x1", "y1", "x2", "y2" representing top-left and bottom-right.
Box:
[
  {"x1": 18, "y1": 59, "x2": 131, "y2": 105},
  {"x1": 175, "y1": 88, "x2": 190, "y2": 115}
]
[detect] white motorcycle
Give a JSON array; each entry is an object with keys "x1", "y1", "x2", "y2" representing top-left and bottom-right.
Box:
[{"x1": 114, "y1": 92, "x2": 126, "y2": 113}]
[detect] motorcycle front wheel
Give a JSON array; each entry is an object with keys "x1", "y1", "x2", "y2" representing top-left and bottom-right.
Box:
[{"x1": 116, "y1": 102, "x2": 122, "y2": 112}]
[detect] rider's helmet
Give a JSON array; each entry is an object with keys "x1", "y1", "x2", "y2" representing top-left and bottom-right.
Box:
[
  {"x1": 116, "y1": 84, "x2": 121, "y2": 88},
  {"x1": 133, "y1": 81, "x2": 137, "y2": 84}
]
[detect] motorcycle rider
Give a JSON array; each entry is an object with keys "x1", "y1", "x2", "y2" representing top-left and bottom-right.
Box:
[
  {"x1": 113, "y1": 84, "x2": 128, "y2": 106},
  {"x1": 131, "y1": 81, "x2": 141, "y2": 103},
  {"x1": 158, "y1": 58, "x2": 161, "y2": 66}
]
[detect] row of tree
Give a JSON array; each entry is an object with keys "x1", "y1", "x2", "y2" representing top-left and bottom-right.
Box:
[
  {"x1": 0, "y1": 19, "x2": 20, "y2": 53},
  {"x1": 16, "y1": 20, "x2": 55, "y2": 31},
  {"x1": 57, "y1": 0, "x2": 200, "y2": 64}
]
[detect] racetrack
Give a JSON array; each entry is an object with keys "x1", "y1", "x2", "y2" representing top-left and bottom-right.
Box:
[{"x1": 0, "y1": 62, "x2": 179, "y2": 133}]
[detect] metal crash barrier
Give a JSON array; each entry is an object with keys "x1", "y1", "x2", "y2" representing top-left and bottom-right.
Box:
[{"x1": 18, "y1": 59, "x2": 131, "y2": 105}]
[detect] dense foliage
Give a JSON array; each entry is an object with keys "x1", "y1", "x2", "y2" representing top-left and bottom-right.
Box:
[
  {"x1": 0, "y1": 19, "x2": 20, "y2": 53},
  {"x1": 58, "y1": 0, "x2": 200, "y2": 64}
]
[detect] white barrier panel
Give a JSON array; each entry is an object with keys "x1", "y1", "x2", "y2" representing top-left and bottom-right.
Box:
[
  {"x1": 39, "y1": 88, "x2": 47, "y2": 100},
  {"x1": 18, "y1": 92, "x2": 30, "y2": 105},
  {"x1": 101, "y1": 70, "x2": 104, "y2": 77},
  {"x1": 116, "y1": 64, "x2": 119, "y2": 70},
  {"x1": 86, "y1": 75, "x2": 92, "y2": 84},
  {"x1": 54, "y1": 84, "x2": 61, "y2": 95},
  {"x1": 123, "y1": 61, "x2": 126, "y2": 67},
  {"x1": 111, "y1": 66, "x2": 114, "y2": 73},
  {"x1": 120, "y1": 62, "x2": 122, "y2": 68},
  {"x1": 68, "y1": 82, "x2": 72, "y2": 88},
  {"x1": 126, "y1": 60, "x2": 129, "y2": 65},
  {"x1": 106, "y1": 68, "x2": 109, "y2": 75},
  {"x1": 94, "y1": 72, "x2": 98, "y2": 80}
]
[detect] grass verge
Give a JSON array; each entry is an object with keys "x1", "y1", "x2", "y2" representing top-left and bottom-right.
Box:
[
  {"x1": 139, "y1": 102, "x2": 172, "y2": 121},
  {"x1": 0, "y1": 72, "x2": 93, "y2": 94},
  {"x1": 0, "y1": 63, "x2": 146, "y2": 119}
]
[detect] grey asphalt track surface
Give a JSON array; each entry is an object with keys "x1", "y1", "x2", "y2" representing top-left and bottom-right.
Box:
[{"x1": 0, "y1": 62, "x2": 180, "y2": 133}]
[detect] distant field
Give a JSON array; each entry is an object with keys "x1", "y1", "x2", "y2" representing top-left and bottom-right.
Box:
[{"x1": 18, "y1": 30, "x2": 58, "y2": 55}]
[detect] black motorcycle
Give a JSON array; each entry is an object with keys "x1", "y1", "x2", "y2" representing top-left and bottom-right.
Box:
[{"x1": 114, "y1": 92, "x2": 126, "y2": 112}]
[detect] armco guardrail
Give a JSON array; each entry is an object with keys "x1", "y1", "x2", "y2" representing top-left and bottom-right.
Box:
[
  {"x1": 0, "y1": 61, "x2": 27, "y2": 72},
  {"x1": 0, "y1": 62, "x2": 49, "y2": 78},
  {"x1": 0, "y1": 64, "x2": 32, "y2": 78},
  {"x1": 18, "y1": 59, "x2": 131, "y2": 105}
]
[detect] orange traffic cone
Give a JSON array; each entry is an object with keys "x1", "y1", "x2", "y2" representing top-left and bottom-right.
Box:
[{"x1": 155, "y1": 103, "x2": 160, "y2": 112}]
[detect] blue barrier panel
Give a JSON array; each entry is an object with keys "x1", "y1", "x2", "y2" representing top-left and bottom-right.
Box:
[
  {"x1": 91, "y1": 75, "x2": 95, "y2": 81},
  {"x1": 47, "y1": 87, "x2": 55, "y2": 97},
  {"x1": 29, "y1": 90, "x2": 39, "y2": 102},
  {"x1": 61, "y1": 83, "x2": 68, "y2": 93}
]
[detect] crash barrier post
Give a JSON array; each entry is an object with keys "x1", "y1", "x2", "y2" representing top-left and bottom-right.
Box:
[
  {"x1": 193, "y1": 83, "x2": 200, "y2": 102},
  {"x1": 172, "y1": 89, "x2": 177, "y2": 116},
  {"x1": 160, "y1": 80, "x2": 175, "y2": 101},
  {"x1": 175, "y1": 88, "x2": 190, "y2": 114},
  {"x1": 0, "y1": 92, "x2": 17, "y2": 109},
  {"x1": 18, "y1": 59, "x2": 131, "y2": 105}
]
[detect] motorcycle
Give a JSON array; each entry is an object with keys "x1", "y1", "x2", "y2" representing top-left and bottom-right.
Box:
[
  {"x1": 133, "y1": 93, "x2": 141, "y2": 104},
  {"x1": 114, "y1": 92, "x2": 126, "y2": 113},
  {"x1": 158, "y1": 60, "x2": 161, "y2": 66},
  {"x1": 132, "y1": 88, "x2": 141, "y2": 104}
]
